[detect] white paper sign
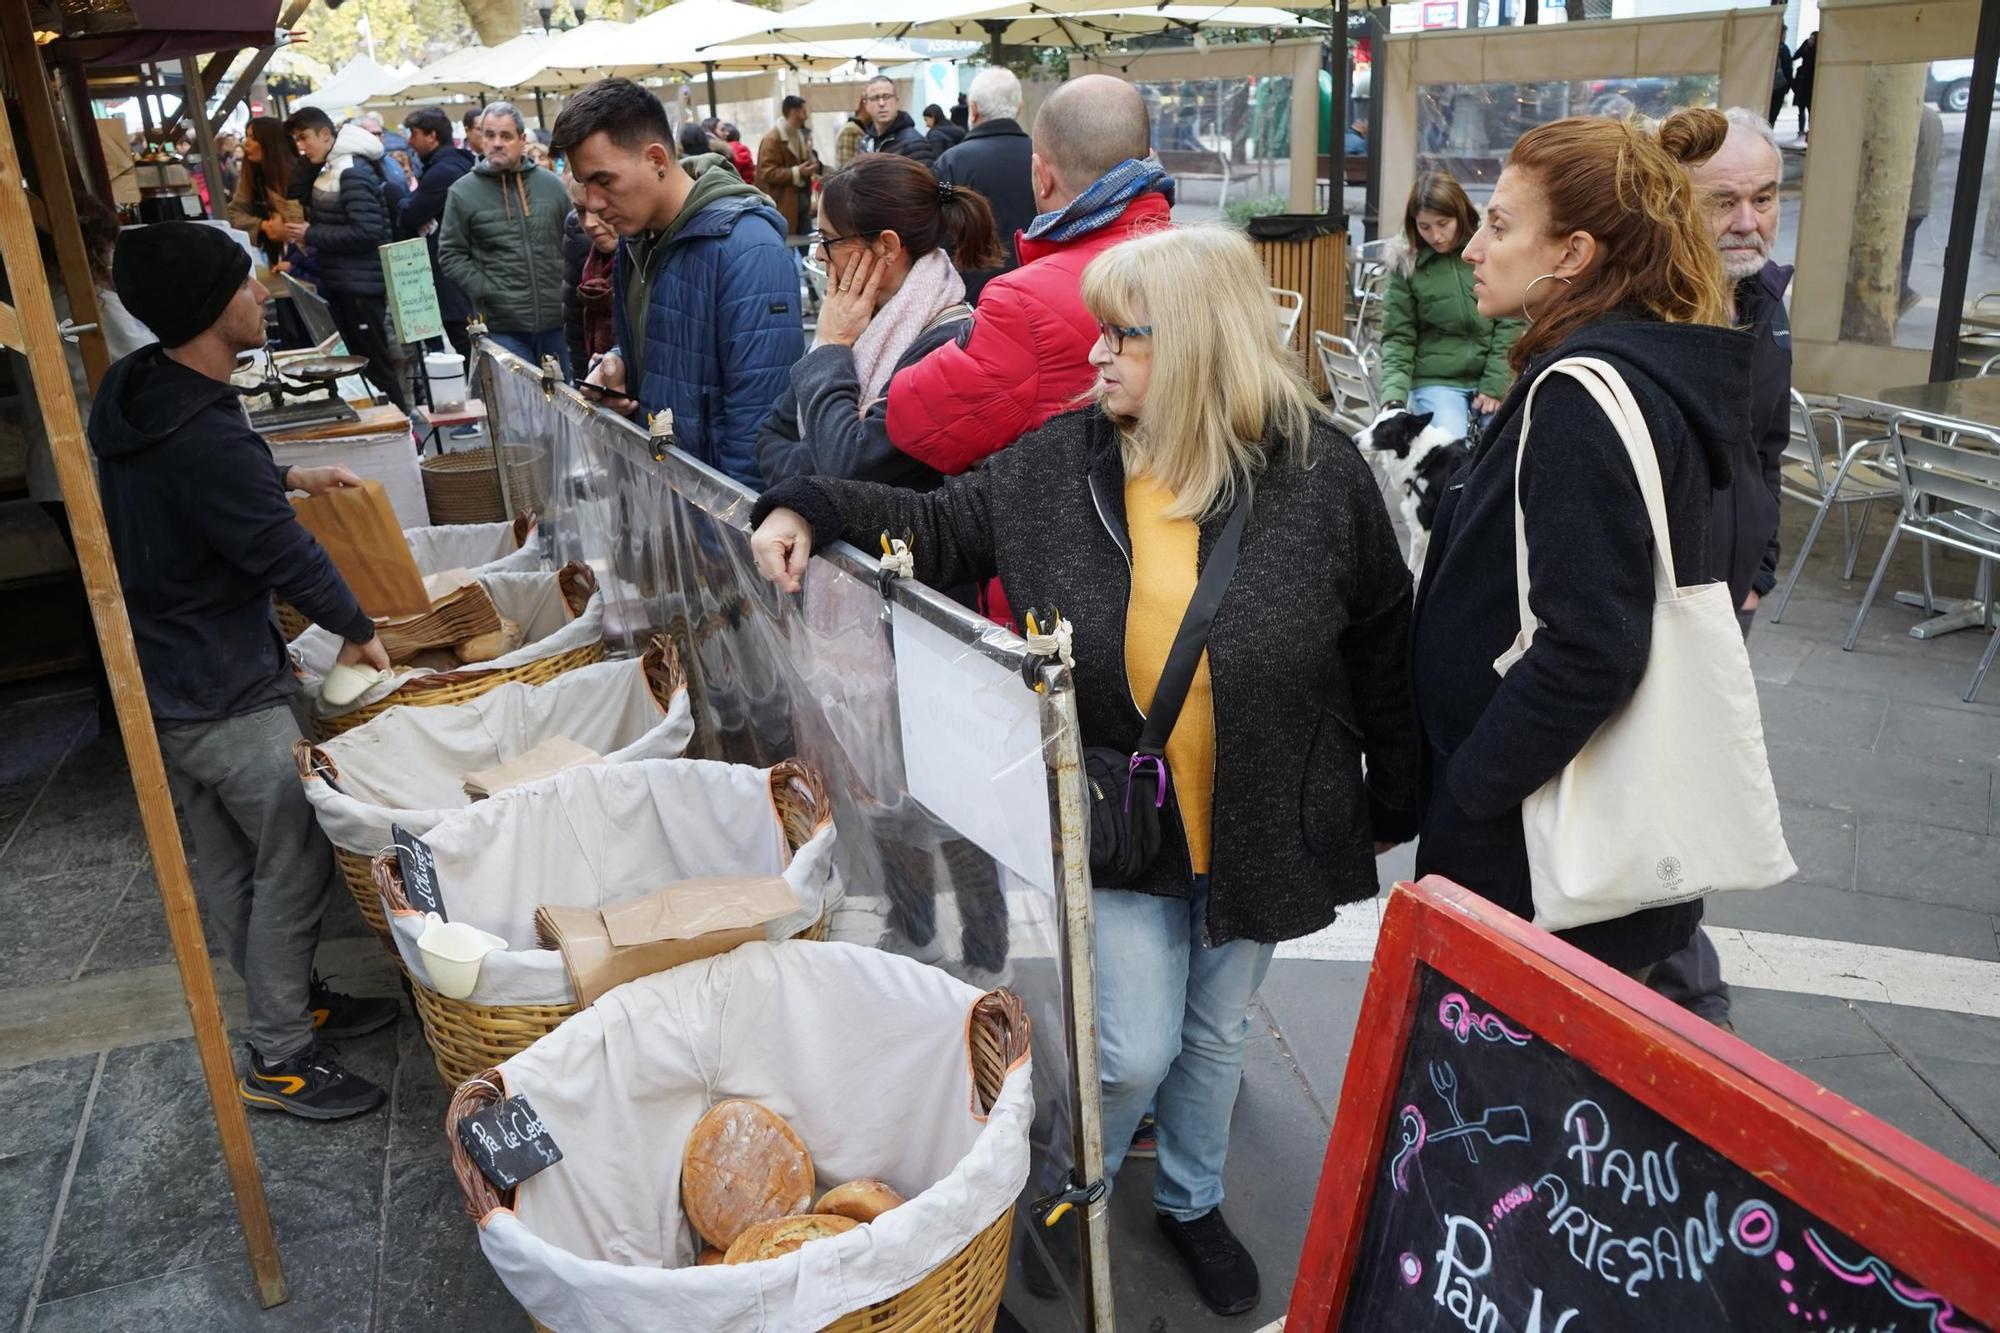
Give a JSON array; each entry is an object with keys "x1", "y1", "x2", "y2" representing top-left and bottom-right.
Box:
[{"x1": 891, "y1": 602, "x2": 1056, "y2": 894}]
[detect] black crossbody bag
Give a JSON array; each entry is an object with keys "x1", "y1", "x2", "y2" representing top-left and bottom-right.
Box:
[{"x1": 1085, "y1": 488, "x2": 1252, "y2": 887}]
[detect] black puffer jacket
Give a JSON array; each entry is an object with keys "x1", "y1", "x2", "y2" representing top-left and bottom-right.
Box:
[
  {"x1": 397, "y1": 141, "x2": 476, "y2": 321},
  {"x1": 561, "y1": 209, "x2": 591, "y2": 379},
  {"x1": 935, "y1": 118, "x2": 1035, "y2": 303},
  {"x1": 88, "y1": 347, "x2": 374, "y2": 723},
  {"x1": 758, "y1": 407, "x2": 1420, "y2": 945},
  {"x1": 861, "y1": 112, "x2": 937, "y2": 165},
  {"x1": 1411, "y1": 315, "x2": 1753, "y2": 971},
  {"x1": 1710, "y1": 261, "x2": 1792, "y2": 607},
  {"x1": 292, "y1": 123, "x2": 392, "y2": 298}
]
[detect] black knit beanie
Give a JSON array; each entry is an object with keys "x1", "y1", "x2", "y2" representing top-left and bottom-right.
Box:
[{"x1": 112, "y1": 223, "x2": 252, "y2": 348}]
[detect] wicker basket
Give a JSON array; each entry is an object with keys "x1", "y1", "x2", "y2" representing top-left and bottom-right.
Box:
[
  {"x1": 374, "y1": 758, "x2": 836, "y2": 1087},
  {"x1": 451, "y1": 990, "x2": 1030, "y2": 1333},
  {"x1": 277, "y1": 512, "x2": 538, "y2": 642},
  {"x1": 422, "y1": 446, "x2": 547, "y2": 525},
  {"x1": 296, "y1": 635, "x2": 688, "y2": 955},
  {"x1": 310, "y1": 564, "x2": 603, "y2": 741}
]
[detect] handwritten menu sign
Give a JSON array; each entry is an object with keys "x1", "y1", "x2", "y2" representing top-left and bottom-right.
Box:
[
  {"x1": 391, "y1": 824, "x2": 444, "y2": 919},
  {"x1": 1342, "y1": 963, "x2": 1985, "y2": 1332},
  {"x1": 456, "y1": 1093, "x2": 563, "y2": 1191},
  {"x1": 379, "y1": 237, "x2": 443, "y2": 344},
  {"x1": 1287, "y1": 878, "x2": 2000, "y2": 1333}
]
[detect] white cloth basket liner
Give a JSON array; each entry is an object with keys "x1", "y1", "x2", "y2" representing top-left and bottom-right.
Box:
[
  {"x1": 475, "y1": 941, "x2": 1033, "y2": 1333},
  {"x1": 301, "y1": 656, "x2": 695, "y2": 854},
  {"x1": 385, "y1": 759, "x2": 837, "y2": 1006},
  {"x1": 291, "y1": 568, "x2": 604, "y2": 719},
  {"x1": 404, "y1": 518, "x2": 543, "y2": 577}
]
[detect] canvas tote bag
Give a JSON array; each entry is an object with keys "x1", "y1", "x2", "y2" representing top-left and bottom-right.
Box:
[{"x1": 1496, "y1": 356, "x2": 1795, "y2": 930}]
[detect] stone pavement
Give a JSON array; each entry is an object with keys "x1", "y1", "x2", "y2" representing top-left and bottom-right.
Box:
[{"x1": 1, "y1": 501, "x2": 1996, "y2": 1332}]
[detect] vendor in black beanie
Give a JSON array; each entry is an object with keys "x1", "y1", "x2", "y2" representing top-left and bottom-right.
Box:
[{"x1": 86, "y1": 220, "x2": 403, "y2": 1122}]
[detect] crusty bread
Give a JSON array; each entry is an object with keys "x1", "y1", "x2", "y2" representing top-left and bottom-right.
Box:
[
  {"x1": 814, "y1": 1179, "x2": 905, "y2": 1224},
  {"x1": 723, "y1": 1213, "x2": 859, "y2": 1265},
  {"x1": 681, "y1": 1100, "x2": 815, "y2": 1249},
  {"x1": 696, "y1": 1246, "x2": 727, "y2": 1267}
]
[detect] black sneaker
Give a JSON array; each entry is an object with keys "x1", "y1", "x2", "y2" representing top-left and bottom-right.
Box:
[
  {"x1": 1128, "y1": 1114, "x2": 1158, "y2": 1160},
  {"x1": 239, "y1": 1041, "x2": 386, "y2": 1121},
  {"x1": 1157, "y1": 1208, "x2": 1260, "y2": 1316},
  {"x1": 309, "y1": 973, "x2": 399, "y2": 1040}
]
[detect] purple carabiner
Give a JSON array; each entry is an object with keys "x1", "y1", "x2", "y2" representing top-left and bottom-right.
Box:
[{"x1": 1124, "y1": 754, "x2": 1168, "y2": 812}]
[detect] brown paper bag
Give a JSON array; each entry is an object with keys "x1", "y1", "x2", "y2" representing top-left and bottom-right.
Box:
[
  {"x1": 462, "y1": 736, "x2": 604, "y2": 799},
  {"x1": 534, "y1": 877, "x2": 799, "y2": 1007},
  {"x1": 290, "y1": 480, "x2": 430, "y2": 617}
]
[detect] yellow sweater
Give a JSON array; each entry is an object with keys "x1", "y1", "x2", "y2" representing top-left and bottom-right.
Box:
[{"x1": 1123, "y1": 475, "x2": 1217, "y2": 875}]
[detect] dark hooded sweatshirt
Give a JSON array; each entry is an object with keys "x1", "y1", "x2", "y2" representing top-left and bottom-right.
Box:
[
  {"x1": 1409, "y1": 315, "x2": 1752, "y2": 972},
  {"x1": 88, "y1": 346, "x2": 375, "y2": 724}
]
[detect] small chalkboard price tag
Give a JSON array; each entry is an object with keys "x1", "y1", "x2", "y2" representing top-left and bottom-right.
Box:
[
  {"x1": 390, "y1": 824, "x2": 444, "y2": 919},
  {"x1": 457, "y1": 1093, "x2": 563, "y2": 1191}
]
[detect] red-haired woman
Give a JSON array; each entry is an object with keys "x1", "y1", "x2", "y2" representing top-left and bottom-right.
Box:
[{"x1": 1411, "y1": 109, "x2": 1755, "y2": 974}]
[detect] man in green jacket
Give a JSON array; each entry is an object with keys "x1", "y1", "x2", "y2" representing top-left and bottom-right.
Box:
[
  {"x1": 439, "y1": 102, "x2": 575, "y2": 376},
  {"x1": 1376, "y1": 187, "x2": 1522, "y2": 443}
]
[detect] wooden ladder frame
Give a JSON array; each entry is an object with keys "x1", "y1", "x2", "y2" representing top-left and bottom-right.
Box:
[{"x1": 0, "y1": 0, "x2": 287, "y2": 1309}]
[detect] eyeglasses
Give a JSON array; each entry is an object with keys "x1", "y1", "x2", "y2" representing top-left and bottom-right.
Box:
[
  {"x1": 809, "y1": 228, "x2": 882, "y2": 264},
  {"x1": 1096, "y1": 320, "x2": 1152, "y2": 354},
  {"x1": 862, "y1": 92, "x2": 897, "y2": 105}
]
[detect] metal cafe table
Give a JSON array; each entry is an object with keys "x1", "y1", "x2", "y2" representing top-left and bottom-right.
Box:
[{"x1": 1837, "y1": 377, "x2": 2000, "y2": 641}]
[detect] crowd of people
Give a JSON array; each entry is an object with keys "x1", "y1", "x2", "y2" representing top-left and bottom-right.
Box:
[{"x1": 65, "y1": 64, "x2": 1802, "y2": 1320}]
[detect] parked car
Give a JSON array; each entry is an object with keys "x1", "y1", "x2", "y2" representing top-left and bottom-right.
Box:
[{"x1": 1928, "y1": 59, "x2": 1992, "y2": 114}]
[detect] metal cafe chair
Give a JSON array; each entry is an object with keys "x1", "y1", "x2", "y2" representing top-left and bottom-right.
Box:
[
  {"x1": 1769, "y1": 390, "x2": 1900, "y2": 623},
  {"x1": 1840, "y1": 411, "x2": 2000, "y2": 702},
  {"x1": 1270, "y1": 286, "x2": 1304, "y2": 348},
  {"x1": 1347, "y1": 239, "x2": 1391, "y2": 351},
  {"x1": 1315, "y1": 329, "x2": 1381, "y2": 439}
]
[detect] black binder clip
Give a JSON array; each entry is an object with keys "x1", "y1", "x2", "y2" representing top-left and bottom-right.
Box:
[{"x1": 1030, "y1": 1175, "x2": 1107, "y2": 1229}]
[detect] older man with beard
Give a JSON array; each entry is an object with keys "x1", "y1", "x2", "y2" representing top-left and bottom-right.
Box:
[{"x1": 1647, "y1": 106, "x2": 1794, "y2": 1037}]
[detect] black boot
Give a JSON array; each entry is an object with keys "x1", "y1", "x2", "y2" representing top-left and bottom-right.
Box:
[{"x1": 1157, "y1": 1208, "x2": 1260, "y2": 1316}]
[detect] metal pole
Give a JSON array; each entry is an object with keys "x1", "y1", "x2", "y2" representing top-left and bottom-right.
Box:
[
  {"x1": 1329, "y1": 0, "x2": 1348, "y2": 223},
  {"x1": 705, "y1": 61, "x2": 719, "y2": 118},
  {"x1": 466, "y1": 319, "x2": 517, "y2": 518},
  {"x1": 1365, "y1": 8, "x2": 1386, "y2": 240},
  {"x1": 1931, "y1": 0, "x2": 2000, "y2": 380},
  {"x1": 181, "y1": 57, "x2": 225, "y2": 221}
]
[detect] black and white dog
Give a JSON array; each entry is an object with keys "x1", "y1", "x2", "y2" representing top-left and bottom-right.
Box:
[{"x1": 1354, "y1": 407, "x2": 1471, "y2": 575}]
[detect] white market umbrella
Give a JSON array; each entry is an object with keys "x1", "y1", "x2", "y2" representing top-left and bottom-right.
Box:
[
  {"x1": 538, "y1": 0, "x2": 783, "y2": 79},
  {"x1": 298, "y1": 54, "x2": 408, "y2": 115},
  {"x1": 391, "y1": 33, "x2": 550, "y2": 100},
  {"x1": 713, "y1": 0, "x2": 1323, "y2": 49},
  {"x1": 507, "y1": 20, "x2": 634, "y2": 91}
]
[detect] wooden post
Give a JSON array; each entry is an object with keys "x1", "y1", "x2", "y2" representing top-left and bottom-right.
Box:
[
  {"x1": 0, "y1": 12, "x2": 289, "y2": 1313},
  {"x1": 179, "y1": 57, "x2": 226, "y2": 223},
  {"x1": 0, "y1": 1, "x2": 108, "y2": 389}
]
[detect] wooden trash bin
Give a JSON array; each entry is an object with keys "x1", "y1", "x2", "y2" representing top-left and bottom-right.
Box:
[{"x1": 1250, "y1": 215, "x2": 1349, "y2": 394}]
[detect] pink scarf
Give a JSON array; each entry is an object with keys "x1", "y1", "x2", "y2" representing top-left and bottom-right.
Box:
[{"x1": 829, "y1": 249, "x2": 966, "y2": 418}]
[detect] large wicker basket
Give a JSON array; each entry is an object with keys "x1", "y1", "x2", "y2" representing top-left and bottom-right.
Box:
[
  {"x1": 450, "y1": 989, "x2": 1030, "y2": 1333},
  {"x1": 422, "y1": 445, "x2": 547, "y2": 524},
  {"x1": 276, "y1": 512, "x2": 538, "y2": 641},
  {"x1": 373, "y1": 758, "x2": 836, "y2": 1087},
  {"x1": 296, "y1": 636, "x2": 689, "y2": 955},
  {"x1": 309, "y1": 563, "x2": 603, "y2": 741}
]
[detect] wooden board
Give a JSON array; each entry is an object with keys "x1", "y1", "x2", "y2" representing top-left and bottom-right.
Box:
[
  {"x1": 1286, "y1": 877, "x2": 2000, "y2": 1332},
  {"x1": 265, "y1": 400, "x2": 410, "y2": 443}
]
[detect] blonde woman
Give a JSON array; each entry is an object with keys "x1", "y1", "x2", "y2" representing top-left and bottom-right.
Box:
[{"x1": 750, "y1": 225, "x2": 1419, "y2": 1316}]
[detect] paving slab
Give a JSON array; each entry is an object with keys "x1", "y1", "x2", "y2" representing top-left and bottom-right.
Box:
[
  {"x1": 1754, "y1": 679, "x2": 1889, "y2": 752},
  {"x1": 4, "y1": 1147, "x2": 76, "y2": 1329},
  {"x1": 1250, "y1": 959, "x2": 1371, "y2": 1118},
  {"x1": 0, "y1": 867, "x2": 138, "y2": 991},
  {"x1": 1705, "y1": 881, "x2": 2000, "y2": 960},
  {"x1": 1765, "y1": 740, "x2": 1994, "y2": 835},
  {"x1": 1876, "y1": 696, "x2": 2000, "y2": 768},
  {"x1": 1853, "y1": 815, "x2": 2000, "y2": 909},
  {"x1": 27, "y1": 1222, "x2": 379, "y2": 1333},
  {"x1": 1774, "y1": 800, "x2": 1859, "y2": 889},
  {"x1": 1728, "y1": 987, "x2": 1890, "y2": 1063},
  {"x1": 1851, "y1": 1002, "x2": 2000, "y2": 1163},
  {"x1": 1785, "y1": 1050, "x2": 2000, "y2": 1186},
  {"x1": 372, "y1": 1155, "x2": 523, "y2": 1332}
]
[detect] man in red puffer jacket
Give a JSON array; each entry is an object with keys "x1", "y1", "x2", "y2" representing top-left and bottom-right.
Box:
[{"x1": 886, "y1": 75, "x2": 1171, "y2": 479}]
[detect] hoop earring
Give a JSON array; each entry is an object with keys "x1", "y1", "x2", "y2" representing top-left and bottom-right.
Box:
[{"x1": 1521, "y1": 273, "x2": 1573, "y2": 325}]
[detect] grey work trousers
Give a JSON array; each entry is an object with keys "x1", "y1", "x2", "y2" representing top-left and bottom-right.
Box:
[{"x1": 158, "y1": 702, "x2": 336, "y2": 1063}]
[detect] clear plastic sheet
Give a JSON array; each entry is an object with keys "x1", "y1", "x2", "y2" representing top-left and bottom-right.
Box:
[{"x1": 478, "y1": 345, "x2": 1111, "y2": 1331}]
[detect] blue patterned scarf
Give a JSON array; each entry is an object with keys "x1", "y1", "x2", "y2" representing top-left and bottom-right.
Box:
[{"x1": 1022, "y1": 157, "x2": 1176, "y2": 244}]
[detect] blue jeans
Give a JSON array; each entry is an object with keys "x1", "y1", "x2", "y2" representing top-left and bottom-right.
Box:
[
  {"x1": 1095, "y1": 878, "x2": 1277, "y2": 1219},
  {"x1": 488, "y1": 328, "x2": 571, "y2": 380},
  {"x1": 1408, "y1": 383, "x2": 1475, "y2": 442}
]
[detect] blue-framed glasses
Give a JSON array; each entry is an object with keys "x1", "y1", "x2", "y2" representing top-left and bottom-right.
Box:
[{"x1": 1096, "y1": 320, "x2": 1152, "y2": 354}]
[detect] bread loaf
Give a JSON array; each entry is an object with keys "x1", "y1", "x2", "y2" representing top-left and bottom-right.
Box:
[
  {"x1": 814, "y1": 1179, "x2": 905, "y2": 1224},
  {"x1": 696, "y1": 1246, "x2": 727, "y2": 1267},
  {"x1": 453, "y1": 617, "x2": 524, "y2": 664},
  {"x1": 723, "y1": 1213, "x2": 859, "y2": 1265},
  {"x1": 681, "y1": 1100, "x2": 815, "y2": 1250}
]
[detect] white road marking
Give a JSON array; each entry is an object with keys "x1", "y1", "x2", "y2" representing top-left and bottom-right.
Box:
[{"x1": 1274, "y1": 909, "x2": 2000, "y2": 1019}]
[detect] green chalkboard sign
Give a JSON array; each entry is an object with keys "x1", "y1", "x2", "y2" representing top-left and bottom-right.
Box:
[{"x1": 379, "y1": 237, "x2": 443, "y2": 344}]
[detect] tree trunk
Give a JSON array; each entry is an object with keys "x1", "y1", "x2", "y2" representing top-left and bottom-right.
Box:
[
  {"x1": 1841, "y1": 65, "x2": 1925, "y2": 343},
  {"x1": 458, "y1": 0, "x2": 521, "y2": 47}
]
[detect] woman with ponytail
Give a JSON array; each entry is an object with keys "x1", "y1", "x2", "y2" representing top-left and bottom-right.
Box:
[
  {"x1": 756, "y1": 153, "x2": 1002, "y2": 486},
  {"x1": 1410, "y1": 109, "x2": 1757, "y2": 973}
]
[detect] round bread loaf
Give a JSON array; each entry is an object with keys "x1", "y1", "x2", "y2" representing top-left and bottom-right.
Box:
[
  {"x1": 681, "y1": 1100, "x2": 815, "y2": 1249},
  {"x1": 723, "y1": 1213, "x2": 860, "y2": 1265},
  {"x1": 814, "y1": 1179, "x2": 905, "y2": 1223},
  {"x1": 696, "y1": 1247, "x2": 727, "y2": 1267}
]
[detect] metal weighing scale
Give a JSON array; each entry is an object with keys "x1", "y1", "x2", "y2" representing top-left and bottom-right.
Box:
[{"x1": 241, "y1": 352, "x2": 365, "y2": 435}]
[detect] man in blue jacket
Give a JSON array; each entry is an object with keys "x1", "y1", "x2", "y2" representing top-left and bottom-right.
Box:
[
  {"x1": 552, "y1": 78, "x2": 802, "y2": 488},
  {"x1": 90, "y1": 224, "x2": 400, "y2": 1121},
  {"x1": 397, "y1": 105, "x2": 477, "y2": 363}
]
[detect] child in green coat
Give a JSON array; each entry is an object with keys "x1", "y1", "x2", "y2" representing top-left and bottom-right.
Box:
[{"x1": 1379, "y1": 171, "x2": 1522, "y2": 442}]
